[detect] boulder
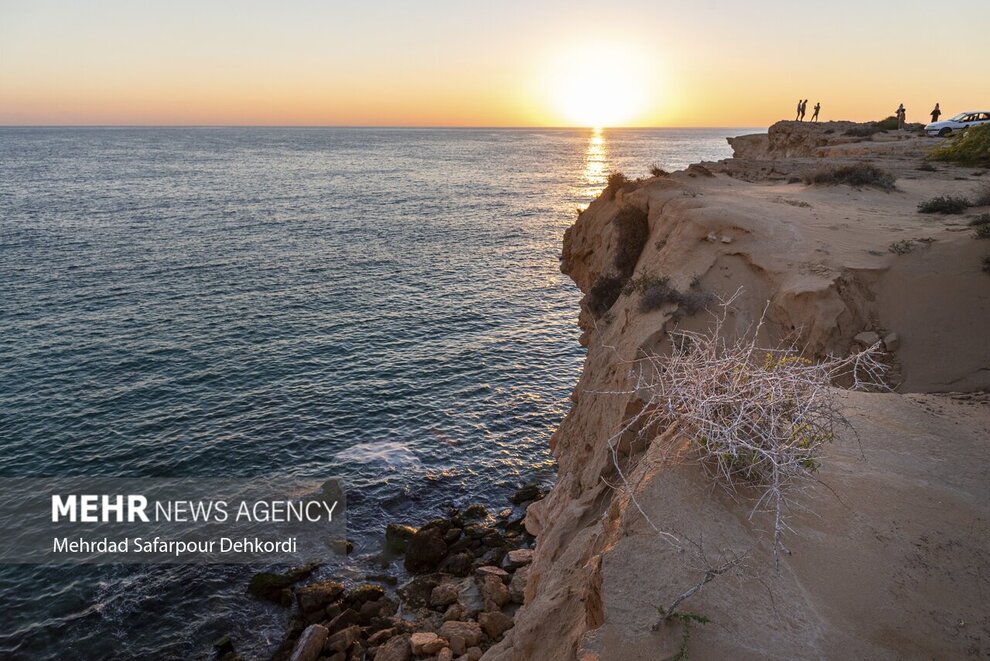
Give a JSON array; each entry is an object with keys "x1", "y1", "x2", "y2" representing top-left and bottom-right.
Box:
[
  {"x1": 430, "y1": 582, "x2": 460, "y2": 608},
  {"x1": 385, "y1": 524, "x2": 418, "y2": 554},
  {"x1": 346, "y1": 583, "x2": 385, "y2": 607},
  {"x1": 456, "y1": 577, "x2": 485, "y2": 617},
  {"x1": 324, "y1": 625, "x2": 361, "y2": 653},
  {"x1": 462, "y1": 504, "x2": 488, "y2": 520},
  {"x1": 883, "y1": 331, "x2": 900, "y2": 351},
  {"x1": 443, "y1": 603, "x2": 466, "y2": 622},
  {"x1": 295, "y1": 580, "x2": 345, "y2": 613},
  {"x1": 480, "y1": 575, "x2": 511, "y2": 609},
  {"x1": 247, "y1": 562, "x2": 319, "y2": 605},
  {"x1": 509, "y1": 484, "x2": 543, "y2": 505},
  {"x1": 438, "y1": 648, "x2": 454, "y2": 661},
  {"x1": 501, "y1": 548, "x2": 533, "y2": 570},
  {"x1": 289, "y1": 624, "x2": 328, "y2": 661},
  {"x1": 397, "y1": 574, "x2": 442, "y2": 609},
  {"x1": 854, "y1": 330, "x2": 880, "y2": 347},
  {"x1": 404, "y1": 527, "x2": 449, "y2": 573},
  {"x1": 440, "y1": 550, "x2": 474, "y2": 577},
  {"x1": 410, "y1": 631, "x2": 447, "y2": 655},
  {"x1": 466, "y1": 647, "x2": 484, "y2": 660},
  {"x1": 212, "y1": 635, "x2": 235, "y2": 657},
  {"x1": 478, "y1": 611, "x2": 514, "y2": 640},
  {"x1": 327, "y1": 608, "x2": 360, "y2": 633},
  {"x1": 438, "y1": 621, "x2": 482, "y2": 647},
  {"x1": 475, "y1": 566, "x2": 509, "y2": 581},
  {"x1": 375, "y1": 634, "x2": 411, "y2": 661},
  {"x1": 367, "y1": 628, "x2": 397, "y2": 646}
]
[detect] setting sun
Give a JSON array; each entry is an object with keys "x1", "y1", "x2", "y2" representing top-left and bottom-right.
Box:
[{"x1": 541, "y1": 42, "x2": 657, "y2": 128}]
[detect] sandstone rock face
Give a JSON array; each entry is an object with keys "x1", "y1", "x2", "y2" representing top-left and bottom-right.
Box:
[{"x1": 288, "y1": 624, "x2": 328, "y2": 661}]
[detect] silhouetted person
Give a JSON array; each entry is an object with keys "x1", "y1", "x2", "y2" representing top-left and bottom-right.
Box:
[
  {"x1": 811, "y1": 102, "x2": 821, "y2": 122},
  {"x1": 795, "y1": 99, "x2": 803, "y2": 121},
  {"x1": 931, "y1": 103, "x2": 941, "y2": 123},
  {"x1": 800, "y1": 99, "x2": 808, "y2": 121},
  {"x1": 896, "y1": 103, "x2": 906, "y2": 130}
]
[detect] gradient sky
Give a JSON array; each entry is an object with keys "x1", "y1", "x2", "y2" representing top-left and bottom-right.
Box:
[{"x1": 1, "y1": 0, "x2": 987, "y2": 127}]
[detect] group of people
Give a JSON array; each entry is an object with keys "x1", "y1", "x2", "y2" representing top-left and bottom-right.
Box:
[
  {"x1": 794, "y1": 99, "x2": 821, "y2": 122},
  {"x1": 793, "y1": 100, "x2": 944, "y2": 129}
]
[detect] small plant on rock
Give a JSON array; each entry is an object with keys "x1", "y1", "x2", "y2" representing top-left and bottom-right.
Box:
[
  {"x1": 587, "y1": 274, "x2": 625, "y2": 318},
  {"x1": 888, "y1": 239, "x2": 915, "y2": 254},
  {"x1": 650, "y1": 163, "x2": 669, "y2": 178},
  {"x1": 604, "y1": 172, "x2": 630, "y2": 200}
]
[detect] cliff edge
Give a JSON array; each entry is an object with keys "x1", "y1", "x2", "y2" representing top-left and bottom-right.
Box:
[{"x1": 488, "y1": 121, "x2": 990, "y2": 660}]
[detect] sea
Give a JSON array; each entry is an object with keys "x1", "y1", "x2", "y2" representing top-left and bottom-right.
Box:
[{"x1": 0, "y1": 127, "x2": 757, "y2": 659}]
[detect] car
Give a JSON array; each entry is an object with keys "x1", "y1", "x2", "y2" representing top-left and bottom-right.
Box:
[{"x1": 925, "y1": 110, "x2": 990, "y2": 137}]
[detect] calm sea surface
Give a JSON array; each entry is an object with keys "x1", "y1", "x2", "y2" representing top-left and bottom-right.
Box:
[{"x1": 0, "y1": 127, "x2": 756, "y2": 659}]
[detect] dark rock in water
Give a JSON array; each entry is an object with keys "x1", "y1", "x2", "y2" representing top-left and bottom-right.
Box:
[
  {"x1": 213, "y1": 634, "x2": 235, "y2": 656},
  {"x1": 509, "y1": 484, "x2": 543, "y2": 505},
  {"x1": 440, "y1": 550, "x2": 474, "y2": 577},
  {"x1": 359, "y1": 596, "x2": 397, "y2": 622},
  {"x1": 443, "y1": 527, "x2": 463, "y2": 544},
  {"x1": 346, "y1": 583, "x2": 386, "y2": 607},
  {"x1": 504, "y1": 516, "x2": 527, "y2": 535},
  {"x1": 295, "y1": 580, "x2": 345, "y2": 614},
  {"x1": 325, "y1": 624, "x2": 362, "y2": 654},
  {"x1": 404, "y1": 527, "x2": 448, "y2": 573},
  {"x1": 247, "y1": 563, "x2": 319, "y2": 605},
  {"x1": 367, "y1": 572, "x2": 398, "y2": 586},
  {"x1": 420, "y1": 517, "x2": 453, "y2": 534},
  {"x1": 462, "y1": 503, "x2": 488, "y2": 520},
  {"x1": 385, "y1": 524, "x2": 418, "y2": 554}
]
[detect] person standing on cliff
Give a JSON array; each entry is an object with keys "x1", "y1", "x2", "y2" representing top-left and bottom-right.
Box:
[
  {"x1": 896, "y1": 103, "x2": 906, "y2": 129},
  {"x1": 795, "y1": 99, "x2": 803, "y2": 121},
  {"x1": 931, "y1": 103, "x2": 941, "y2": 123},
  {"x1": 811, "y1": 102, "x2": 821, "y2": 122},
  {"x1": 800, "y1": 99, "x2": 808, "y2": 121}
]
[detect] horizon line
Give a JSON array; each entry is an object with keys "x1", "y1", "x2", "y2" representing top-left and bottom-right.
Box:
[{"x1": 0, "y1": 124, "x2": 769, "y2": 131}]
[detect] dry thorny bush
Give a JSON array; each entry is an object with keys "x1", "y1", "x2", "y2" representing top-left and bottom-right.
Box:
[{"x1": 596, "y1": 293, "x2": 887, "y2": 619}]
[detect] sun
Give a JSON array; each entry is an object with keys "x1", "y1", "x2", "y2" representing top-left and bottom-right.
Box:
[{"x1": 543, "y1": 43, "x2": 653, "y2": 128}]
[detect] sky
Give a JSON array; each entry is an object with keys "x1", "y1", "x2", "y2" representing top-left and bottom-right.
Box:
[{"x1": 1, "y1": 0, "x2": 987, "y2": 127}]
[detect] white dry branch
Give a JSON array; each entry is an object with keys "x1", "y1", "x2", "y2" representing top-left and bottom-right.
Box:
[{"x1": 617, "y1": 297, "x2": 887, "y2": 569}]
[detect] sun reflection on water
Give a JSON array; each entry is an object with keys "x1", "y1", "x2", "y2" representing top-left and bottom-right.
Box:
[{"x1": 583, "y1": 128, "x2": 609, "y2": 196}]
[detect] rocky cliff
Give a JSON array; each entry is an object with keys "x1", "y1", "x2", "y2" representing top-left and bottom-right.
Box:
[{"x1": 486, "y1": 122, "x2": 990, "y2": 660}]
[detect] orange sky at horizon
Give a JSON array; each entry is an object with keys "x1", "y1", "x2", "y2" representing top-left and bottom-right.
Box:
[{"x1": 2, "y1": 0, "x2": 987, "y2": 128}]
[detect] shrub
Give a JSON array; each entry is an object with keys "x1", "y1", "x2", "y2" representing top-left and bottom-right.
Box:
[
  {"x1": 630, "y1": 304, "x2": 885, "y2": 564},
  {"x1": 803, "y1": 163, "x2": 896, "y2": 191},
  {"x1": 974, "y1": 224, "x2": 990, "y2": 240},
  {"x1": 649, "y1": 163, "x2": 669, "y2": 178},
  {"x1": 917, "y1": 162, "x2": 936, "y2": 172},
  {"x1": 929, "y1": 124, "x2": 990, "y2": 166},
  {"x1": 888, "y1": 240, "x2": 915, "y2": 255},
  {"x1": 917, "y1": 195, "x2": 971, "y2": 214},
  {"x1": 844, "y1": 123, "x2": 881, "y2": 138},
  {"x1": 624, "y1": 272, "x2": 713, "y2": 316},
  {"x1": 603, "y1": 172, "x2": 630, "y2": 200},
  {"x1": 969, "y1": 213, "x2": 990, "y2": 226},
  {"x1": 876, "y1": 116, "x2": 899, "y2": 131},
  {"x1": 611, "y1": 206, "x2": 649, "y2": 277},
  {"x1": 974, "y1": 184, "x2": 990, "y2": 206},
  {"x1": 587, "y1": 274, "x2": 625, "y2": 317}
]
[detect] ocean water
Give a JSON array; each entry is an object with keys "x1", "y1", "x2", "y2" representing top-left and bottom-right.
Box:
[{"x1": 0, "y1": 127, "x2": 755, "y2": 659}]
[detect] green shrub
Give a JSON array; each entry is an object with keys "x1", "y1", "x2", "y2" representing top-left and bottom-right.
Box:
[
  {"x1": 611, "y1": 206, "x2": 649, "y2": 277},
  {"x1": 803, "y1": 163, "x2": 896, "y2": 191},
  {"x1": 917, "y1": 195, "x2": 971, "y2": 214},
  {"x1": 603, "y1": 172, "x2": 630, "y2": 200},
  {"x1": 929, "y1": 125, "x2": 990, "y2": 165},
  {"x1": 876, "y1": 116, "x2": 899, "y2": 131},
  {"x1": 587, "y1": 274, "x2": 625, "y2": 317}
]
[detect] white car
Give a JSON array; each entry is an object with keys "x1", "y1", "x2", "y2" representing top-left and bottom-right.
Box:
[{"x1": 925, "y1": 110, "x2": 990, "y2": 137}]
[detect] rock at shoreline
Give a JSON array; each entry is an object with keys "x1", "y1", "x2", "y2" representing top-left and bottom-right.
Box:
[
  {"x1": 288, "y1": 624, "x2": 328, "y2": 661},
  {"x1": 509, "y1": 484, "x2": 544, "y2": 505},
  {"x1": 404, "y1": 527, "x2": 448, "y2": 573},
  {"x1": 439, "y1": 621, "x2": 482, "y2": 648},
  {"x1": 295, "y1": 580, "x2": 345, "y2": 614},
  {"x1": 501, "y1": 548, "x2": 533, "y2": 570},
  {"x1": 478, "y1": 611, "x2": 514, "y2": 640},
  {"x1": 385, "y1": 523, "x2": 418, "y2": 553},
  {"x1": 247, "y1": 562, "x2": 319, "y2": 605},
  {"x1": 410, "y1": 631, "x2": 447, "y2": 655},
  {"x1": 375, "y1": 634, "x2": 411, "y2": 661}
]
